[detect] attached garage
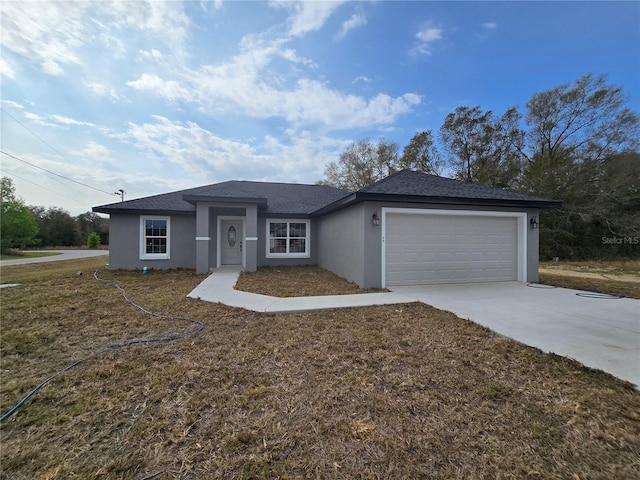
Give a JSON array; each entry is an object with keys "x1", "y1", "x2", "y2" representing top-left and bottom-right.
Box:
[{"x1": 383, "y1": 208, "x2": 527, "y2": 287}]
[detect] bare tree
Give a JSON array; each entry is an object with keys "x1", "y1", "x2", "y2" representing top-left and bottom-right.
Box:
[
  {"x1": 439, "y1": 106, "x2": 522, "y2": 188},
  {"x1": 320, "y1": 138, "x2": 400, "y2": 191},
  {"x1": 399, "y1": 130, "x2": 443, "y2": 175}
]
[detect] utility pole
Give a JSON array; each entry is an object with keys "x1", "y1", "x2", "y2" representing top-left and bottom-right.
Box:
[{"x1": 114, "y1": 189, "x2": 126, "y2": 202}]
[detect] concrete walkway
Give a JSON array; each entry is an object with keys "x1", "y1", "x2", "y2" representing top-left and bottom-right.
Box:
[
  {"x1": 188, "y1": 269, "x2": 639, "y2": 387},
  {"x1": 0, "y1": 250, "x2": 108, "y2": 267},
  {"x1": 187, "y1": 267, "x2": 413, "y2": 313}
]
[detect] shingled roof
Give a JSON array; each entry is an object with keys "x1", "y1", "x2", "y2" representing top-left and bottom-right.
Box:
[
  {"x1": 94, "y1": 170, "x2": 560, "y2": 216},
  {"x1": 313, "y1": 170, "x2": 561, "y2": 214},
  {"x1": 362, "y1": 170, "x2": 559, "y2": 203},
  {"x1": 93, "y1": 181, "x2": 349, "y2": 215}
]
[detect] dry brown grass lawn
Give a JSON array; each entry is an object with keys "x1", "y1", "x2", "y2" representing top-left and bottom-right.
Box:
[
  {"x1": 235, "y1": 265, "x2": 385, "y2": 297},
  {"x1": 539, "y1": 259, "x2": 640, "y2": 299},
  {"x1": 1, "y1": 258, "x2": 639, "y2": 479}
]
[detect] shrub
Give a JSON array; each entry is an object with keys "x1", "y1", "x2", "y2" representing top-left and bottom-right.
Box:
[{"x1": 87, "y1": 232, "x2": 101, "y2": 249}]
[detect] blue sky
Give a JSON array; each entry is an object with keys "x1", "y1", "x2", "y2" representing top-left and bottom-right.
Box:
[{"x1": 1, "y1": 0, "x2": 638, "y2": 215}]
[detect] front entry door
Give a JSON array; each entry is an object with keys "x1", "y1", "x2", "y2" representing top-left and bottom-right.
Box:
[{"x1": 221, "y1": 220, "x2": 243, "y2": 265}]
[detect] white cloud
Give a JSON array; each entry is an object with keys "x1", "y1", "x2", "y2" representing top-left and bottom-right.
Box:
[
  {"x1": 271, "y1": 1, "x2": 345, "y2": 37},
  {"x1": 128, "y1": 29, "x2": 421, "y2": 130},
  {"x1": 0, "y1": 56, "x2": 17, "y2": 80},
  {"x1": 85, "y1": 81, "x2": 128, "y2": 102},
  {"x1": 352, "y1": 75, "x2": 372, "y2": 84},
  {"x1": 0, "y1": 1, "x2": 84, "y2": 75},
  {"x1": 189, "y1": 66, "x2": 421, "y2": 129},
  {"x1": 276, "y1": 80, "x2": 422, "y2": 128},
  {"x1": 115, "y1": 115, "x2": 349, "y2": 184},
  {"x1": 280, "y1": 49, "x2": 316, "y2": 68},
  {"x1": 1, "y1": 100, "x2": 24, "y2": 109},
  {"x1": 412, "y1": 26, "x2": 443, "y2": 56},
  {"x1": 94, "y1": 1, "x2": 190, "y2": 45},
  {"x1": 70, "y1": 141, "x2": 114, "y2": 167},
  {"x1": 127, "y1": 74, "x2": 195, "y2": 103},
  {"x1": 262, "y1": 129, "x2": 349, "y2": 181},
  {"x1": 117, "y1": 116, "x2": 274, "y2": 180},
  {"x1": 0, "y1": 0, "x2": 189, "y2": 76},
  {"x1": 336, "y1": 12, "x2": 367, "y2": 39},
  {"x1": 482, "y1": 21, "x2": 497, "y2": 30},
  {"x1": 23, "y1": 112, "x2": 60, "y2": 128},
  {"x1": 51, "y1": 115, "x2": 96, "y2": 128},
  {"x1": 200, "y1": 0, "x2": 223, "y2": 13}
]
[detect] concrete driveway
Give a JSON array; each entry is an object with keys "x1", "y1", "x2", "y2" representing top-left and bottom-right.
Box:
[
  {"x1": 390, "y1": 282, "x2": 640, "y2": 387},
  {"x1": 0, "y1": 250, "x2": 108, "y2": 266}
]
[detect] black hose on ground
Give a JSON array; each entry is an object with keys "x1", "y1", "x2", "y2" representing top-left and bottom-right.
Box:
[{"x1": 0, "y1": 271, "x2": 205, "y2": 423}]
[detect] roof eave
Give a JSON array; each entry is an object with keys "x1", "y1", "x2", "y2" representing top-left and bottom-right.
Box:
[
  {"x1": 182, "y1": 194, "x2": 269, "y2": 207},
  {"x1": 92, "y1": 207, "x2": 195, "y2": 215},
  {"x1": 312, "y1": 192, "x2": 561, "y2": 215},
  {"x1": 362, "y1": 193, "x2": 562, "y2": 208}
]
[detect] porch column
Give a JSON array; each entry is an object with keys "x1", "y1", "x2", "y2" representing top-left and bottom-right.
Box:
[
  {"x1": 195, "y1": 203, "x2": 210, "y2": 274},
  {"x1": 245, "y1": 204, "x2": 258, "y2": 272}
]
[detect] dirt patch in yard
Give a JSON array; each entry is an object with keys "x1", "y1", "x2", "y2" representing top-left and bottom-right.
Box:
[
  {"x1": 539, "y1": 260, "x2": 640, "y2": 299},
  {"x1": 1, "y1": 258, "x2": 639, "y2": 479}
]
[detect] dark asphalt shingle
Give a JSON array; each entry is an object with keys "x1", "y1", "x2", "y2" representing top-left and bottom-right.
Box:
[
  {"x1": 94, "y1": 181, "x2": 349, "y2": 215},
  {"x1": 359, "y1": 170, "x2": 557, "y2": 203},
  {"x1": 94, "y1": 170, "x2": 559, "y2": 216}
]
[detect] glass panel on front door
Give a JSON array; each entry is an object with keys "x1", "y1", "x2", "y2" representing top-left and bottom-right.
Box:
[{"x1": 227, "y1": 226, "x2": 237, "y2": 247}]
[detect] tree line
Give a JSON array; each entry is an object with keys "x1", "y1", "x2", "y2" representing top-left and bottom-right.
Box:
[
  {"x1": 319, "y1": 73, "x2": 640, "y2": 260},
  {"x1": 1, "y1": 177, "x2": 108, "y2": 252}
]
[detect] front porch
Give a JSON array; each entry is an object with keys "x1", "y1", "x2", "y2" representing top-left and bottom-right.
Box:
[{"x1": 188, "y1": 197, "x2": 263, "y2": 274}]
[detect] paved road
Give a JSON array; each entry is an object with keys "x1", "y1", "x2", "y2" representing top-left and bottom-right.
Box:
[{"x1": 0, "y1": 250, "x2": 108, "y2": 266}]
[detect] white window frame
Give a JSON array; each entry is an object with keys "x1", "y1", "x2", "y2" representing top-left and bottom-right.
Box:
[
  {"x1": 140, "y1": 216, "x2": 171, "y2": 260},
  {"x1": 266, "y1": 219, "x2": 310, "y2": 259}
]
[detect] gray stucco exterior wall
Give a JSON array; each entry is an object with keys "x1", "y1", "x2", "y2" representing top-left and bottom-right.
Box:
[
  {"x1": 316, "y1": 203, "x2": 366, "y2": 287},
  {"x1": 319, "y1": 202, "x2": 541, "y2": 289},
  {"x1": 106, "y1": 202, "x2": 541, "y2": 287},
  {"x1": 107, "y1": 213, "x2": 196, "y2": 270},
  {"x1": 526, "y1": 210, "x2": 540, "y2": 283}
]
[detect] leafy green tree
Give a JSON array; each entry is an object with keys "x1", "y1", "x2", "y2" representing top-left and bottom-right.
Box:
[
  {"x1": 520, "y1": 74, "x2": 640, "y2": 259},
  {"x1": 439, "y1": 106, "x2": 522, "y2": 188},
  {"x1": 0, "y1": 177, "x2": 38, "y2": 252},
  {"x1": 320, "y1": 138, "x2": 400, "y2": 191},
  {"x1": 31, "y1": 206, "x2": 81, "y2": 247},
  {"x1": 76, "y1": 211, "x2": 109, "y2": 245},
  {"x1": 399, "y1": 130, "x2": 443, "y2": 175}
]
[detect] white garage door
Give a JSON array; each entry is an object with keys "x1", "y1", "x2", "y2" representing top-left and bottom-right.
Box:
[{"x1": 385, "y1": 212, "x2": 518, "y2": 286}]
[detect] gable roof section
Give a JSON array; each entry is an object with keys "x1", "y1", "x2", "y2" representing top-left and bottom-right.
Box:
[
  {"x1": 313, "y1": 170, "x2": 561, "y2": 215},
  {"x1": 93, "y1": 181, "x2": 349, "y2": 216}
]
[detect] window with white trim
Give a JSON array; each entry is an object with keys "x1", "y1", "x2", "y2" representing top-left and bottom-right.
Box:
[
  {"x1": 140, "y1": 216, "x2": 170, "y2": 260},
  {"x1": 266, "y1": 220, "x2": 310, "y2": 258}
]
